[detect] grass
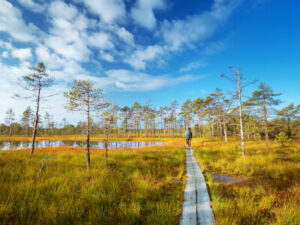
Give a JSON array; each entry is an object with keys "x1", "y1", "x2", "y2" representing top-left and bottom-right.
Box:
[
  {"x1": 1, "y1": 136, "x2": 299, "y2": 224},
  {"x1": 192, "y1": 138, "x2": 300, "y2": 225},
  {"x1": 0, "y1": 143, "x2": 185, "y2": 225}
]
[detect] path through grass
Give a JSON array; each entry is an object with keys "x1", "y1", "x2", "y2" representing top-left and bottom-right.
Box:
[{"x1": 193, "y1": 138, "x2": 300, "y2": 225}]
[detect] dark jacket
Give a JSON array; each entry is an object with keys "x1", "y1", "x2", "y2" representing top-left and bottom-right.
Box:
[{"x1": 186, "y1": 129, "x2": 192, "y2": 139}]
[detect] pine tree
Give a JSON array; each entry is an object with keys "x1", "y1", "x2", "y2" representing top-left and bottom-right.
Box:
[
  {"x1": 64, "y1": 79, "x2": 109, "y2": 168},
  {"x1": 247, "y1": 83, "x2": 281, "y2": 151}
]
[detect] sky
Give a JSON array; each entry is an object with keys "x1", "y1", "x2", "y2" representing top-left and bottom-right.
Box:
[{"x1": 0, "y1": 0, "x2": 299, "y2": 125}]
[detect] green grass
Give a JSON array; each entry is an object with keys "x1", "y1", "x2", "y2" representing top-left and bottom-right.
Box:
[
  {"x1": 193, "y1": 138, "x2": 300, "y2": 225},
  {"x1": 0, "y1": 146, "x2": 185, "y2": 225}
]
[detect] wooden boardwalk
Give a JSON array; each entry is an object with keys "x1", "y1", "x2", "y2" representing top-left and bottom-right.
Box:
[{"x1": 179, "y1": 147, "x2": 215, "y2": 225}]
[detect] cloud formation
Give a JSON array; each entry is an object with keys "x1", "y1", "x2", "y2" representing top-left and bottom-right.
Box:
[
  {"x1": 131, "y1": 0, "x2": 166, "y2": 30},
  {"x1": 0, "y1": 0, "x2": 37, "y2": 42},
  {"x1": 0, "y1": 0, "x2": 244, "y2": 122},
  {"x1": 82, "y1": 0, "x2": 126, "y2": 23}
]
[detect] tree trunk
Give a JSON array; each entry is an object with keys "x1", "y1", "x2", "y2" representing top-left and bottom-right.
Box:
[
  {"x1": 287, "y1": 117, "x2": 291, "y2": 138},
  {"x1": 115, "y1": 119, "x2": 117, "y2": 138},
  {"x1": 263, "y1": 96, "x2": 269, "y2": 151},
  {"x1": 211, "y1": 118, "x2": 214, "y2": 138},
  {"x1": 86, "y1": 95, "x2": 91, "y2": 168},
  {"x1": 238, "y1": 70, "x2": 246, "y2": 157},
  {"x1": 105, "y1": 128, "x2": 108, "y2": 167},
  {"x1": 26, "y1": 123, "x2": 29, "y2": 136},
  {"x1": 9, "y1": 125, "x2": 12, "y2": 136},
  {"x1": 198, "y1": 116, "x2": 202, "y2": 138},
  {"x1": 31, "y1": 83, "x2": 41, "y2": 155},
  {"x1": 223, "y1": 122, "x2": 228, "y2": 143},
  {"x1": 208, "y1": 112, "x2": 213, "y2": 138}
]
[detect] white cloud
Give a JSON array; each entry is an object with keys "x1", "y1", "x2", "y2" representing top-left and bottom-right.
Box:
[
  {"x1": 203, "y1": 40, "x2": 226, "y2": 55},
  {"x1": 160, "y1": 0, "x2": 240, "y2": 50},
  {"x1": 45, "y1": 1, "x2": 92, "y2": 62},
  {"x1": 125, "y1": 45, "x2": 164, "y2": 70},
  {"x1": 11, "y1": 48, "x2": 32, "y2": 61},
  {"x1": 116, "y1": 27, "x2": 135, "y2": 45},
  {"x1": 35, "y1": 45, "x2": 66, "y2": 70},
  {"x1": 88, "y1": 32, "x2": 114, "y2": 50},
  {"x1": 45, "y1": 35, "x2": 90, "y2": 62},
  {"x1": 82, "y1": 0, "x2": 126, "y2": 23},
  {"x1": 102, "y1": 69, "x2": 201, "y2": 91},
  {"x1": 180, "y1": 61, "x2": 207, "y2": 73},
  {"x1": 131, "y1": 0, "x2": 166, "y2": 30},
  {"x1": 100, "y1": 51, "x2": 114, "y2": 62},
  {"x1": 0, "y1": 0, "x2": 37, "y2": 42},
  {"x1": 1, "y1": 51, "x2": 9, "y2": 58},
  {"x1": 16, "y1": 0, "x2": 46, "y2": 13},
  {"x1": 48, "y1": 1, "x2": 78, "y2": 20}
]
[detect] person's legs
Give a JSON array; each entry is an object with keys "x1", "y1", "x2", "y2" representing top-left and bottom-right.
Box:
[{"x1": 187, "y1": 138, "x2": 191, "y2": 147}]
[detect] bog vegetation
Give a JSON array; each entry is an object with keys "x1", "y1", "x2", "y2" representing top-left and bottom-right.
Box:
[{"x1": 0, "y1": 62, "x2": 299, "y2": 224}]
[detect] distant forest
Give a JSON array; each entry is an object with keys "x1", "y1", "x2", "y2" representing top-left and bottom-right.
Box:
[{"x1": 2, "y1": 88, "x2": 299, "y2": 139}]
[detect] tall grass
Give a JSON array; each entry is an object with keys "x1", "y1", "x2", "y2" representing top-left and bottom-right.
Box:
[
  {"x1": 0, "y1": 145, "x2": 185, "y2": 225},
  {"x1": 193, "y1": 138, "x2": 300, "y2": 225}
]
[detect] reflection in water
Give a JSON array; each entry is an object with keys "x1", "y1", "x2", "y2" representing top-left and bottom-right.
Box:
[{"x1": 0, "y1": 140, "x2": 165, "y2": 150}]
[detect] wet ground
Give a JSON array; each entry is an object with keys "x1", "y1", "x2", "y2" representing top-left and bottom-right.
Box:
[
  {"x1": 212, "y1": 174, "x2": 244, "y2": 183},
  {"x1": 0, "y1": 140, "x2": 165, "y2": 150}
]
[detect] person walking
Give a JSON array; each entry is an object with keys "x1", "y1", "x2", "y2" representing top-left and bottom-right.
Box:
[{"x1": 185, "y1": 127, "x2": 192, "y2": 147}]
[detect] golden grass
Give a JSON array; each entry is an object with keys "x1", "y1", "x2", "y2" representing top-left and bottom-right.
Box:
[
  {"x1": 193, "y1": 138, "x2": 300, "y2": 225},
  {"x1": 1, "y1": 136, "x2": 299, "y2": 224},
  {"x1": 0, "y1": 144, "x2": 185, "y2": 225}
]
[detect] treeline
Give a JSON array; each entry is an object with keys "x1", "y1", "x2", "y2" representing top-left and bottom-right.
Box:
[
  {"x1": 1, "y1": 62, "x2": 299, "y2": 164},
  {"x1": 2, "y1": 89, "x2": 299, "y2": 140}
]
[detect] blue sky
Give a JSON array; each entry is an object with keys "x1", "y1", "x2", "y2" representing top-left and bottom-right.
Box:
[{"x1": 0, "y1": 0, "x2": 299, "y2": 124}]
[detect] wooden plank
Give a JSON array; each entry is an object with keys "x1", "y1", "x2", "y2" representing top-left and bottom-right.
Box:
[
  {"x1": 193, "y1": 154, "x2": 215, "y2": 225},
  {"x1": 179, "y1": 148, "x2": 197, "y2": 225},
  {"x1": 180, "y1": 147, "x2": 215, "y2": 225}
]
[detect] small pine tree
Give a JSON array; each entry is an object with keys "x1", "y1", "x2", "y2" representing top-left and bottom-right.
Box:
[{"x1": 275, "y1": 132, "x2": 290, "y2": 148}]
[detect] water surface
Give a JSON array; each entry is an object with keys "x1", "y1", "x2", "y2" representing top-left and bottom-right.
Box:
[
  {"x1": 212, "y1": 174, "x2": 243, "y2": 183},
  {"x1": 0, "y1": 140, "x2": 165, "y2": 150}
]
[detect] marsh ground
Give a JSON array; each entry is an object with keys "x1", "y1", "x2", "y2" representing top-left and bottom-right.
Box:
[
  {"x1": 0, "y1": 139, "x2": 185, "y2": 225},
  {"x1": 0, "y1": 136, "x2": 299, "y2": 225}
]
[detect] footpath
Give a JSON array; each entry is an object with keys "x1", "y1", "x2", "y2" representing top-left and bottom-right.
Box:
[{"x1": 179, "y1": 147, "x2": 215, "y2": 225}]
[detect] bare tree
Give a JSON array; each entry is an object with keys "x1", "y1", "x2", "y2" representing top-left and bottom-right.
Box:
[
  {"x1": 64, "y1": 79, "x2": 109, "y2": 168},
  {"x1": 17, "y1": 62, "x2": 54, "y2": 154},
  {"x1": 221, "y1": 67, "x2": 256, "y2": 156}
]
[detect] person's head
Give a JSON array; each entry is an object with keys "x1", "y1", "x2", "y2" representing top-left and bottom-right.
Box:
[{"x1": 188, "y1": 127, "x2": 191, "y2": 131}]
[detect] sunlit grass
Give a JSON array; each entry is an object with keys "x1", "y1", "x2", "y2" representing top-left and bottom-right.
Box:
[
  {"x1": 1, "y1": 135, "x2": 299, "y2": 224},
  {"x1": 193, "y1": 138, "x2": 300, "y2": 225},
  {"x1": 0, "y1": 145, "x2": 185, "y2": 225}
]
